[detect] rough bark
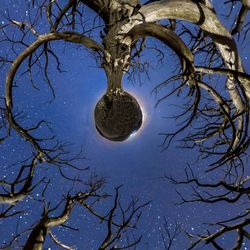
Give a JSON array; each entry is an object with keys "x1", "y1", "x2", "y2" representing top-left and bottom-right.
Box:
[{"x1": 120, "y1": 0, "x2": 250, "y2": 103}]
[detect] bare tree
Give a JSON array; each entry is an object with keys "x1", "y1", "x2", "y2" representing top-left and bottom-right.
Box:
[
  {"x1": 1, "y1": 0, "x2": 248, "y2": 167},
  {"x1": 160, "y1": 217, "x2": 181, "y2": 250},
  {"x1": 1, "y1": 176, "x2": 148, "y2": 249},
  {"x1": 165, "y1": 166, "x2": 250, "y2": 249},
  {"x1": 1, "y1": 0, "x2": 250, "y2": 249}
]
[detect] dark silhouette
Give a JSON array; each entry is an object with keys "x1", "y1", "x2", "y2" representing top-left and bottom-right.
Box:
[{"x1": 1, "y1": 0, "x2": 249, "y2": 249}]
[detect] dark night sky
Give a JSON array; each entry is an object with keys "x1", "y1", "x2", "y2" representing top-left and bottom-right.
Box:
[{"x1": 0, "y1": 1, "x2": 250, "y2": 249}]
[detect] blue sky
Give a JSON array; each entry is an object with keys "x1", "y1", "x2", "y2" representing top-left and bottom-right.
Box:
[{"x1": 0, "y1": 1, "x2": 250, "y2": 249}]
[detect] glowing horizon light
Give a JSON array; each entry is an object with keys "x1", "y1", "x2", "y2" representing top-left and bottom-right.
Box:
[
  {"x1": 129, "y1": 130, "x2": 137, "y2": 138},
  {"x1": 125, "y1": 91, "x2": 149, "y2": 142}
]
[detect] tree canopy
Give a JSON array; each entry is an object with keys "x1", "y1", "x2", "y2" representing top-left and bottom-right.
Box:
[{"x1": 0, "y1": 0, "x2": 250, "y2": 249}]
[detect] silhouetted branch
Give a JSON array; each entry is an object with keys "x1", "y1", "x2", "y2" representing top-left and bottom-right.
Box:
[
  {"x1": 161, "y1": 217, "x2": 181, "y2": 250},
  {"x1": 98, "y1": 186, "x2": 149, "y2": 250},
  {"x1": 0, "y1": 155, "x2": 41, "y2": 205},
  {"x1": 166, "y1": 165, "x2": 250, "y2": 248}
]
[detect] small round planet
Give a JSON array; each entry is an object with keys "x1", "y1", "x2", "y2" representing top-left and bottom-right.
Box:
[{"x1": 94, "y1": 90, "x2": 143, "y2": 141}]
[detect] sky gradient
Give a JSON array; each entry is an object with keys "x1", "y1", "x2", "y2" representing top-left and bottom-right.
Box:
[{"x1": 0, "y1": 0, "x2": 250, "y2": 249}]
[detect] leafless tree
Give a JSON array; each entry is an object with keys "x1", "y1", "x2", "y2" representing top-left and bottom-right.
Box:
[
  {"x1": 1, "y1": 0, "x2": 250, "y2": 249},
  {"x1": 165, "y1": 165, "x2": 250, "y2": 249},
  {"x1": 0, "y1": 177, "x2": 147, "y2": 249},
  {"x1": 160, "y1": 217, "x2": 181, "y2": 250},
  {"x1": 1, "y1": 0, "x2": 249, "y2": 165}
]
